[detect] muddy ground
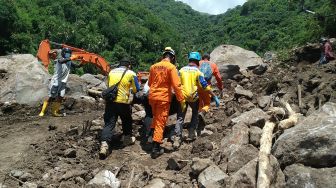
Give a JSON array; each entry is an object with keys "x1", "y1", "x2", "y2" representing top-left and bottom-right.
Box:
[{"x1": 0, "y1": 58, "x2": 335, "y2": 187}]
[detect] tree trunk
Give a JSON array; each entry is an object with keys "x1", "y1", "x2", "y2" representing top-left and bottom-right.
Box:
[{"x1": 257, "y1": 121, "x2": 276, "y2": 188}]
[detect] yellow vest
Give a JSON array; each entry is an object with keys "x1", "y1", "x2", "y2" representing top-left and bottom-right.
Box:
[
  {"x1": 179, "y1": 65, "x2": 210, "y2": 102},
  {"x1": 108, "y1": 67, "x2": 140, "y2": 104}
]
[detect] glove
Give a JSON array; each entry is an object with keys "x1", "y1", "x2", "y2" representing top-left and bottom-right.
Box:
[
  {"x1": 214, "y1": 96, "x2": 220, "y2": 107},
  {"x1": 180, "y1": 100, "x2": 186, "y2": 112}
]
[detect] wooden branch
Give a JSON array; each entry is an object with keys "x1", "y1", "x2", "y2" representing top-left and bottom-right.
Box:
[
  {"x1": 278, "y1": 101, "x2": 301, "y2": 130},
  {"x1": 298, "y1": 85, "x2": 302, "y2": 108},
  {"x1": 257, "y1": 121, "x2": 276, "y2": 188},
  {"x1": 6, "y1": 174, "x2": 25, "y2": 185},
  {"x1": 127, "y1": 167, "x2": 135, "y2": 188},
  {"x1": 267, "y1": 107, "x2": 286, "y2": 119}
]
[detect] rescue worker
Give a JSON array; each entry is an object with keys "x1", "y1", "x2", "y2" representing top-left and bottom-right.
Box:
[
  {"x1": 38, "y1": 48, "x2": 83, "y2": 117},
  {"x1": 198, "y1": 53, "x2": 223, "y2": 115},
  {"x1": 319, "y1": 37, "x2": 335, "y2": 66},
  {"x1": 173, "y1": 52, "x2": 217, "y2": 148},
  {"x1": 148, "y1": 47, "x2": 185, "y2": 159},
  {"x1": 99, "y1": 58, "x2": 140, "y2": 159}
]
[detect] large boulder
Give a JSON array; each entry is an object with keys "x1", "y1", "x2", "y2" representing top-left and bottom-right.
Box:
[
  {"x1": 80, "y1": 73, "x2": 106, "y2": 90},
  {"x1": 231, "y1": 108, "x2": 269, "y2": 127},
  {"x1": 272, "y1": 102, "x2": 336, "y2": 168},
  {"x1": 0, "y1": 54, "x2": 50, "y2": 105},
  {"x1": 66, "y1": 74, "x2": 88, "y2": 97},
  {"x1": 284, "y1": 164, "x2": 336, "y2": 188},
  {"x1": 198, "y1": 165, "x2": 228, "y2": 188},
  {"x1": 210, "y1": 45, "x2": 264, "y2": 79}
]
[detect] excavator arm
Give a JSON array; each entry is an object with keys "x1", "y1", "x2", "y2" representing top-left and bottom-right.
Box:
[
  {"x1": 37, "y1": 40, "x2": 111, "y2": 75},
  {"x1": 37, "y1": 39, "x2": 149, "y2": 83}
]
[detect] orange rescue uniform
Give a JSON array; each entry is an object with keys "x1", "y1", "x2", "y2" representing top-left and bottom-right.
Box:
[
  {"x1": 198, "y1": 60, "x2": 223, "y2": 112},
  {"x1": 148, "y1": 60, "x2": 184, "y2": 143}
]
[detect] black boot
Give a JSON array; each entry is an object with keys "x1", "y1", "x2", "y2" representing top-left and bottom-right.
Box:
[{"x1": 151, "y1": 141, "x2": 164, "y2": 159}]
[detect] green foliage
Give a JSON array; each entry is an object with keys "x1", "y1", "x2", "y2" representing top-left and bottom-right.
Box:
[{"x1": 1, "y1": 0, "x2": 335, "y2": 74}]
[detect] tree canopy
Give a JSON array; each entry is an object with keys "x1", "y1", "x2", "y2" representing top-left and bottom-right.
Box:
[{"x1": 0, "y1": 0, "x2": 335, "y2": 72}]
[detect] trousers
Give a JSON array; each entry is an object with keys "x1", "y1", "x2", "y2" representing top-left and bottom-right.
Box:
[{"x1": 101, "y1": 101, "x2": 132, "y2": 142}]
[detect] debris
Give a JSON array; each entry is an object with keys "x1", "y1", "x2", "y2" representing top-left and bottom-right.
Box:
[
  {"x1": 60, "y1": 170, "x2": 88, "y2": 181},
  {"x1": 144, "y1": 178, "x2": 165, "y2": 188},
  {"x1": 64, "y1": 148, "x2": 77, "y2": 158},
  {"x1": 88, "y1": 170, "x2": 120, "y2": 188}
]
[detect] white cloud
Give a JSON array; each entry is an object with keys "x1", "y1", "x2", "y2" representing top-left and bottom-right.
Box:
[{"x1": 178, "y1": 0, "x2": 246, "y2": 15}]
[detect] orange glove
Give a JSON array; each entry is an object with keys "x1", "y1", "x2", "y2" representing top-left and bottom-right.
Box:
[{"x1": 70, "y1": 55, "x2": 83, "y2": 61}]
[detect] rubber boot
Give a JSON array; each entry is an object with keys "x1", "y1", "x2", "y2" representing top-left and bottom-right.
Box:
[
  {"x1": 39, "y1": 100, "x2": 49, "y2": 117},
  {"x1": 147, "y1": 128, "x2": 154, "y2": 144},
  {"x1": 51, "y1": 102, "x2": 63, "y2": 117},
  {"x1": 188, "y1": 128, "x2": 197, "y2": 141},
  {"x1": 198, "y1": 111, "x2": 206, "y2": 135},
  {"x1": 122, "y1": 135, "x2": 136, "y2": 146},
  {"x1": 99, "y1": 141, "x2": 109, "y2": 159},
  {"x1": 151, "y1": 141, "x2": 164, "y2": 159}
]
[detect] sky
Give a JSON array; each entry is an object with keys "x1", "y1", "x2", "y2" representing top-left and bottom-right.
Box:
[{"x1": 178, "y1": 0, "x2": 247, "y2": 15}]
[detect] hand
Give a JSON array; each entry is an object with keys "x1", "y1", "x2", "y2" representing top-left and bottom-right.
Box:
[
  {"x1": 214, "y1": 96, "x2": 220, "y2": 107},
  {"x1": 180, "y1": 100, "x2": 186, "y2": 112}
]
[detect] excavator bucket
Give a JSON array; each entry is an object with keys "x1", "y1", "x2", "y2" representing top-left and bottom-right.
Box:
[{"x1": 37, "y1": 40, "x2": 51, "y2": 69}]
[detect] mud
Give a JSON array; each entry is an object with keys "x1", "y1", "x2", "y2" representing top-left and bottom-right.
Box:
[{"x1": 1, "y1": 58, "x2": 336, "y2": 187}]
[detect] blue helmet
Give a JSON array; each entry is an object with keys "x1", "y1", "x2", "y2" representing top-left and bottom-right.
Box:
[
  {"x1": 61, "y1": 47, "x2": 72, "y2": 58},
  {"x1": 188, "y1": 52, "x2": 201, "y2": 61}
]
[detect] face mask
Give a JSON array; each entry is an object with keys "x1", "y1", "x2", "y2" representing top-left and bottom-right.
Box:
[{"x1": 64, "y1": 53, "x2": 71, "y2": 58}]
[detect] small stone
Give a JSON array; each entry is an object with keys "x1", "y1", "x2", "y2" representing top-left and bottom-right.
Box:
[
  {"x1": 91, "y1": 119, "x2": 104, "y2": 127},
  {"x1": 10, "y1": 170, "x2": 24, "y2": 178},
  {"x1": 144, "y1": 178, "x2": 165, "y2": 188},
  {"x1": 48, "y1": 124, "x2": 57, "y2": 131},
  {"x1": 249, "y1": 126, "x2": 262, "y2": 147},
  {"x1": 75, "y1": 177, "x2": 86, "y2": 184},
  {"x1": 191, "y1": 157, "x2": 213, "y2": 175},
  {"x1": 205, "y1": 124, "x2": 217, "y2": 132},
  {"x1": 257, "y1": 96, "x2": 271, "y2": 108},
  {"x1": 22, "y1": 182, "x2": 37, "y2": 188},
  {"x1": 20, "y1": 172, "x2": 33, "y2": 182},
  {"x1": 234, "y1": 85, "x2": 253, "y2": 99},
  {"x1": 42, "y1": 173, "x2": 49, "y2": 180},
  {"x1": 200, "y1": 129, "x2": 213, "y2": 137},
  {"x1": 88, "y1": 170, "x2": 120, "y2": 188},
  {"x1": 167, "y1": 156, "x2": 187, "y2": 171},
  {"x1": 64, "y1": 148, "x2": 77, "y2": 158}
]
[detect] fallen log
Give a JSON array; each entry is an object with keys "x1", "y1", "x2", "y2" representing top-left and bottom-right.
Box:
[
  {"x1": 257, "y1": 121, "x2": 276, "y2": 188},
  {"x1": 278, "y1": 101, "x2": 301, "y2": 130}
]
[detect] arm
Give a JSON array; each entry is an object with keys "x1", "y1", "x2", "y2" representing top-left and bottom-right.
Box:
[
  {"x1": 198, "y1": 72, "x2": 211, "y2": 91},
  {"x1": 211, "y1": 63, "x2": 223, "y2": 90},
  {"x1": 170, "y1": 67, "x2": 184, "y2": 102},
  {"x1": 58, "y1": 55, "x2": 82, "y2": 64},
  {"x1": 148, "y1": 67, "x2": 153, "y2": 87},
  {"x1": 131, "y1": 73, "x2": 141, "y2": 93}
]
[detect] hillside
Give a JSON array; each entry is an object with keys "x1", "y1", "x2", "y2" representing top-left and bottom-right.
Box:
[{"x1": 0, "y1": 0, "x2": 335, "y2": 70}]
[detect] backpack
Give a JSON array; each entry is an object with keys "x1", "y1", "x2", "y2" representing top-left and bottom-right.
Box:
[
  {"x1": 199, "y1": 62, "x2": 213, "y2": 81},
  {"x1": 102, "y1": 68, "x2": 128, "y2": 102}
]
